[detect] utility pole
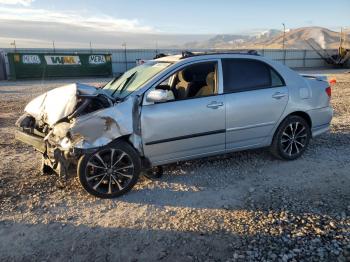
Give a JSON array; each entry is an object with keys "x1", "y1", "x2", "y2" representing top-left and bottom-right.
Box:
[
  {"x1": 282, "y1": 23, "x2": 286, "y2": 50},
  {"x1": 90, "y1": 41, "x2": 93, "y2": 54},
  {"x1": 155, "y1": 40, "x2": 158, "y2": 56},
  {"x1": 344, "y1": 27, "x2": 348, "y2": 50},
  {"x1": 52, "y1": 40, "x2": 56, "y2": 53},
  {"x1": 122, "y1": 42, "x2": 127, "y2": 72},
  {"x1": 10, "y1": 40, "x2": 17, "y2": 52}
]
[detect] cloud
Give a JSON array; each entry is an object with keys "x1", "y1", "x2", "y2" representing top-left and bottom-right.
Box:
[
  {"x1": 0, "y1": 5, "x2": 211, "y2": 48},
  {"x1": 0, "y1": 19, "x2": 211, "y2": 49},
  {"x1": 0, "y1": 0, "x2": 34, "y2": 6},
  {"x1": 0, "y1": 5, "x2": 156, "y2": 34}
]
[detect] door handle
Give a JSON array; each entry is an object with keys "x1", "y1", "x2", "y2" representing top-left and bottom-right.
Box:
[
  {"x1": 207, "y1": 101, "x2": 223, "y2": 109},
  {"x1": 272, "y1": 92, "x2": 287, "y2": 99}
]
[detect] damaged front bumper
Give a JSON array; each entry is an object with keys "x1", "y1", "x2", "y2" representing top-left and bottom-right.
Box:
[
  {"x1": 15, "y1": 129, "x2": 46, "y2": 153},
  {"x1": 15, "y1": 128, "x2": 80, "y2": 178}
]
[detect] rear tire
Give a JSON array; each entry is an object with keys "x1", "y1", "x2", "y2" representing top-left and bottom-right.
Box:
[
  {"x1": 270, "y1": 115, "x2": 311, "y2": 160},
  {"x1": 77, "y1": 140, "x2": 141, "y2": 198}
]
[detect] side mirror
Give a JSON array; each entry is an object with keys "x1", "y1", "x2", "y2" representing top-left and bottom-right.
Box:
[{"x1": 146, "y1": 89, "x2": 169, "y2": 103}]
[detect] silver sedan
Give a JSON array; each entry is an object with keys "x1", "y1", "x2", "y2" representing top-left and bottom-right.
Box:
[{"x1": 16, "y1": 52, "x2": 333, "y2": 198}]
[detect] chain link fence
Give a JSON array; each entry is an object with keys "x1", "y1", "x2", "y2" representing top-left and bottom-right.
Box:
[{"x1": 0, "y1": 48, "x2": 343, "y2": 78}]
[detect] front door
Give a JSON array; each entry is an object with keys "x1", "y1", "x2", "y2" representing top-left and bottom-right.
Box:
[{"x1": 141, "y1": 60, "x2": 225, "y2": 165}]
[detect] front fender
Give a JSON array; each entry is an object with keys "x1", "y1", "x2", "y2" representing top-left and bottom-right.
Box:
[{"x1": 69, "y1": 97, "x2": 139, "y2": 150}]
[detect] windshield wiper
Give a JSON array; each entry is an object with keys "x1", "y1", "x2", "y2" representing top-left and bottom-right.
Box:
[
  {"x1": 111, "y1": 71, "x2": 137, "y2": 98},
  {"x1": 110, "y1": 79, "x2": 125, "y2": 97},
  {"x1": 104, "y1": 75, "x2": 120, "y2": 88}
]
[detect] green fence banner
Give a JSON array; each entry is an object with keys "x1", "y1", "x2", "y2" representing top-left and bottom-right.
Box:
[{"x1": 8, "y1": 53, "x2": 112, "y2": 80}]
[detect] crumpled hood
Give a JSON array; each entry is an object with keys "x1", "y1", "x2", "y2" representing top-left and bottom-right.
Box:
[
  {"x1": 25, "y1": 83, "x2": 98, "y2": 127},
  {"x1": 21, "y1": 82, "x2": 142, "y2": 152}
]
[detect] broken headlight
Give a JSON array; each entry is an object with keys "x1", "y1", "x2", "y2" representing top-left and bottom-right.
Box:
[{"x1": 59, "y1": 137, "x2": 72, "y2": 150}]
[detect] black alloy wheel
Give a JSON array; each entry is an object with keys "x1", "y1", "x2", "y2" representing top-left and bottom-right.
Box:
[
  {"x1": 78, "y1": 141, "x2": 141, "y2": 198},
  {"x1": 270, "y1": 115, "x2": 311, "y2": 160}
]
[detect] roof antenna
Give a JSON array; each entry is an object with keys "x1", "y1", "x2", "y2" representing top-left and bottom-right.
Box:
[
  {"x1": 181, "y1": 51, "x2": 194, "y2": 58},
  {"x1": 247, "y1": 50, "x2": 258, "y2": 55}
]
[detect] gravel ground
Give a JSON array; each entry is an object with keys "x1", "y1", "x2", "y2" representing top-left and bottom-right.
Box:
[{"x1": 0, "y1": 71, "x2": 349, "y2": 262}]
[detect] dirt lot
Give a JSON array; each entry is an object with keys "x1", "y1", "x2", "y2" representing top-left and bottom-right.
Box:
[{"x1": 0, "y1": 71, "x2": 349, "y2": 262}]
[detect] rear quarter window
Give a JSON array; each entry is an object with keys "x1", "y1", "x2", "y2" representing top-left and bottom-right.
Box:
[{"x1": 222, "y1": 59, "x2": 284, "y2": 93}]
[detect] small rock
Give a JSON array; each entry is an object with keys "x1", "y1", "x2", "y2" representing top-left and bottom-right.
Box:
[
  {"x1": 329, "y1": 221, "x2": 337, "y2": 229},
  {"x1": 343, "y1": 245, "x2": 350, "y2": 257},
  {"x1": 222, "y1": 204, "x2": 231, "y2": 210},
  {"x1": 333, "y1": 250, "x2": 340, "y2": 256},
  {"x1": 157, "y1": 251, "x2": 167, "y2": 260},
  {"x1": 248, "y1": 187, "x2": 255, "y2": 193},
  {"x1": 314, "y1": 200, "x2": 324, "y2": 206},
  {"x1": 282, "y1": 254, "x2": 289, "y2": 262},
  {"x1": 337, "y1": 255, "x2": 346, "y2": 262},
  {"x1": 270, "y1": 254, "x2": 277, "y2": 260}
]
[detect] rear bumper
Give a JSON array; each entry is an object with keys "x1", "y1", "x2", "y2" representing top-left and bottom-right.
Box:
[
  {"x1": 15, "y1": 130, "x2": 46, "y2": 153},
  {"x1": 312, "y1": 123, "x2": 331, "y2": 137},
  {"x1": 307, "y1": 106, "x2": 333, "y2": 137}
]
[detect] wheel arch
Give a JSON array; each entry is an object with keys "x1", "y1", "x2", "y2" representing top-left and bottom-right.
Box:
[
  {"x1": 270, "y1": 111, "x2": 312, "y2": 145},
  {"x1": 110, "y1": 134, "x2": 143, "y2": 153},
  {"x1": 287, "y1": 111, "x2": 312, "y2": 128},
  {"x1": 111, "y1": 135, "x2": 151, "y2": 168}
]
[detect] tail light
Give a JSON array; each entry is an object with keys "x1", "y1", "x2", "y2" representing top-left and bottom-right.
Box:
[
  {"x1": 325, "y1": 86, "x2": 332, "y2": 98},
  {"x1": 329, "y1": 78, "x2": 336, "y2": 85}
]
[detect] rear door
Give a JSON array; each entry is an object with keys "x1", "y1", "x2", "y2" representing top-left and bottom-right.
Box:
[{"x1": 222, "y1": 58, "x2": 288, "y2": 149}]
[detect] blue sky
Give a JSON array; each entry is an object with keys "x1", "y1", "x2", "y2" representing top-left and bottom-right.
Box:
[
  {"x1": 1, "y1": 0, "x2": 349, "y2": 34},
  {"x1": 0, "y1": 0, "x2": 349, "y2": 48}
]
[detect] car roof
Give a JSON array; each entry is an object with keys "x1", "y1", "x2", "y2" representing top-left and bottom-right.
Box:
[
  {"x1": 154, "y1": 51, "x2": 261, "y2": 63},
  {"x1": 155, "y1": 54, "x2": 182, "y2": 62}
]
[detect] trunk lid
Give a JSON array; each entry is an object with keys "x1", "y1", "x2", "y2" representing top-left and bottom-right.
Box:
[{"x1": 301, "y1": 74, "x2": 328, "y2": 82}]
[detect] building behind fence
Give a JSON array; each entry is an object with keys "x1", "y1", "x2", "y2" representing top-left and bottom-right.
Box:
[{"x1": 0, "y1": 48, "x2": 346, "y2": 80}]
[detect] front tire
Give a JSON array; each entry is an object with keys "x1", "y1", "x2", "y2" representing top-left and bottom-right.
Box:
[
  {"x1": 270, "y1": 115, "x2": 311, "y2": 160},
  {"x1": 77, "y1": 140, "x2": 141, "y2": 198}
]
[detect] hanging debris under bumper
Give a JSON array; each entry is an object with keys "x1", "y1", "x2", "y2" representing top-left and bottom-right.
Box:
[{"x1": 15, "y1": 130, "x2": 46, "y2": 153}]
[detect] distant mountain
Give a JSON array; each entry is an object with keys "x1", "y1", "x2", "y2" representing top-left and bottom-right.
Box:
[
  {"x1": 261, "y1": 27, "x2": 342, "y2": 49},
  {"x1": 184, "y1": 27, "x2": 346, "y2": 49},
  {"x1": 256, "y1": 29, "x2": 282, "y2": 40}
]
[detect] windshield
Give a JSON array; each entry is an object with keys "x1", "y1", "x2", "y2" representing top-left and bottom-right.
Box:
[{"x1": 103, "y1": 61, "x2": 172, "y2": 98}]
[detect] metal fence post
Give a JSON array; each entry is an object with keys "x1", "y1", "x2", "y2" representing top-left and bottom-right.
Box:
[
  {"x1": 0, "y1": 51, "x2": 7, "y2": 80},
  {"x1": 122, "y1": 43, "x2": 127, "y2": 72}
]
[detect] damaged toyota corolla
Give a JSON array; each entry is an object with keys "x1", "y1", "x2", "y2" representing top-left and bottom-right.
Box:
[{"x1": 16, "y1": 52, "x2": 333, "y2": 198}]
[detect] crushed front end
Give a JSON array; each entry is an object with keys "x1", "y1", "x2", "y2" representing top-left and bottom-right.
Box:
[{"x1": 15, "y1": 83, "x2": 141, "y2": 181}]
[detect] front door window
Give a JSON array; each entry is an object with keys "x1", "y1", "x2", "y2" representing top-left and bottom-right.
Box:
[{"x1": 153, "y1": 61, "x2": 218, "y2": 102}]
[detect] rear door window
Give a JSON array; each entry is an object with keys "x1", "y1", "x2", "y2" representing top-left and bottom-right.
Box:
[{"x1": 222, "y1": 59, "x2": 284, "y2": 93}]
